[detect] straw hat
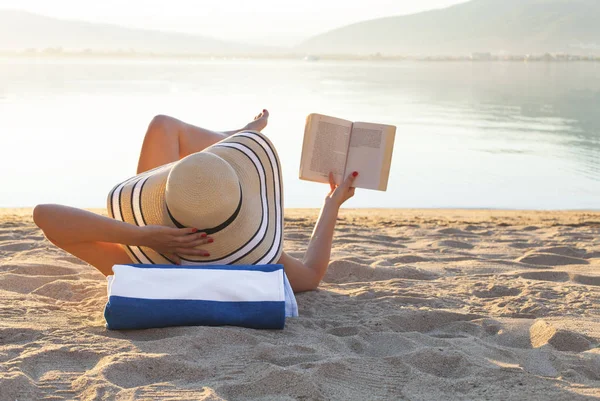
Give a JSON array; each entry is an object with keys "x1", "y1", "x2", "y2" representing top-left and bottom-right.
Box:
[{"x1": 107, "y1": 131, "x2": 283, "y2": 265}]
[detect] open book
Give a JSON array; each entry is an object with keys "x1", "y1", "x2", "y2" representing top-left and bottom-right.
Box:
[{"x1": 299, "y1": 113, "x2": 396, "y2": 191}]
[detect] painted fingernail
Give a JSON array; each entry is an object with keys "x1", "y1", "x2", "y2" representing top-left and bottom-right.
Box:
[
  {"x1": 203, "y1": 253, "x2": 210, "y2": 257},
  {"x1": 200, "y1": 233, "x2": 207, "y2": 238},
  {"x1": 352, "y1": 171, "x2": 358, "y2": 177},
  {"x1": 191, "y1": 228, "x2": 198, "y2": 233},
  {"x1": 208, "y1": 238, "x2": 214, "y2": 243}
]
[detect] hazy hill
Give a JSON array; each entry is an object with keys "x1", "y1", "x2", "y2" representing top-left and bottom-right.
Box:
[
  {"x1": 298, "y1": 0, "x2": 600, "y2": 55},
  {"x1": 0, "y1": 9, "x2": 273, "y2": 55}
]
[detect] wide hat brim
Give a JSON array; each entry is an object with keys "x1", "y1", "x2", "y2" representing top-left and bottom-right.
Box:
[{"x1": 107, "y1": 131, "x2": 284, "y2": 266}]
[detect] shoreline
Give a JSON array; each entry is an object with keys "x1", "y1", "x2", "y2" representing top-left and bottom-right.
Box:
[
  {"x1": 2, "y1": 53, "x2": 599, "y2": 62},
  {"x1": 3, "y1": 207, "x2": 600, "y2": 213}
]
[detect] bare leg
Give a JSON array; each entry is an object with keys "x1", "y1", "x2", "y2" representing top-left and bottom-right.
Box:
[{"x1": 137, "y1": 110, "x2": 269, "y2": 173}]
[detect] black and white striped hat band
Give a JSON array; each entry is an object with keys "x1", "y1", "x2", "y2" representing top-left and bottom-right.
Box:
[{"x1": 107, "y1": 131, "x2": 284, "y2": 266}]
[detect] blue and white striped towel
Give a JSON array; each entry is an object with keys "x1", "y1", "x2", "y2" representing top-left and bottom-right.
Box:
[{"x1": 104, "y1": 264, "x2": 298, "y2": 330}]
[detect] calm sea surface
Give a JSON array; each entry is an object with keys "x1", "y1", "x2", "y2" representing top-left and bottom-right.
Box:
[{"x1": 0, "y1": 58, "x2": 598, "y2": 209}]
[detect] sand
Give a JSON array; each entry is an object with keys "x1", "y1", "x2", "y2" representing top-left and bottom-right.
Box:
[{"x1": 1, "y1": 208, "x2": 599, "y2": 400}]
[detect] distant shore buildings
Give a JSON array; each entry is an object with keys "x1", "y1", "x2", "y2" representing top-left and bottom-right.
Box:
[
  {"x1": 1, "y1": 48, "x2": 599, "y2": 62},
  {"x1": 469, "y1": 52, "x2": 597, "y2": 62},
  {"x1": 471, "y1": 52, "x2": 492, "y2": 61}
]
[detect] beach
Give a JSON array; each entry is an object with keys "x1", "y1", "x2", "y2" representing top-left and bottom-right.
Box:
[{"x1": 1, "y1": 208, "x2": 599, "y2": 400}]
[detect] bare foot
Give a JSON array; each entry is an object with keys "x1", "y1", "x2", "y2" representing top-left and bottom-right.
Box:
[{"x1": 243, "y1": 109, "x2": 269, "y2": 132}]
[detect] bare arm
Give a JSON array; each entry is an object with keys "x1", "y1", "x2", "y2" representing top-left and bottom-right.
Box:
[
  {"x1": 33, "y1": 204, "x2": 212, "y2": 264},
  {"x1": 280, "y1": 171, "x2": 357, "y2": 292}
]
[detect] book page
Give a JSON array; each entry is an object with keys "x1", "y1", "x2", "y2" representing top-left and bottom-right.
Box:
[
  {"x1": 299, "y1": 113, "x2": 353, "y2": 185},
  {"x1": 344, "y1": 122, "x2": 396, "y2": 191}
]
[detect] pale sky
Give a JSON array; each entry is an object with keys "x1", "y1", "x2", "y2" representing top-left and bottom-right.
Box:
[{"x1": 0, "y1": 0, "x2": 467, "y2": 46}]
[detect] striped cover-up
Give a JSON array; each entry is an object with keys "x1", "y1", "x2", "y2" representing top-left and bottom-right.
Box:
[{"x1": 104, "y1": 264, "x2": 298, "y2": 330}]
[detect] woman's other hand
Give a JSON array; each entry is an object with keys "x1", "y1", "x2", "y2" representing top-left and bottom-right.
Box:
[
  {"x1": 325, "y1": 171, "x2": 357, "y2": 209},
  {"x1": 136, "y1": 226, "x2": 212, "y2": 264},
  {"x1": 282, "y1": 170, "x2": 359, "y2": 292}
]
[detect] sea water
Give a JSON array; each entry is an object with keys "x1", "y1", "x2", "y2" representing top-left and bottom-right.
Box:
[{"x1": 0, "y1": 58, "x2": 598, "y2": 209}]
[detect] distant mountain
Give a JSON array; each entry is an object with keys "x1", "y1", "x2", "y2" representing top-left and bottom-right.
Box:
[
  {"x1": 0, "y1": 9, "x2": 274, "y2": 54},
  {"x1": 298, "y1": 0, "x2": 600, "y2": 55}
]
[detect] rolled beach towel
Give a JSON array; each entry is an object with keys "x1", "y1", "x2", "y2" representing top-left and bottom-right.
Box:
[{"x1": 104, "y1": 263, "x2": 298, "y2": 330}]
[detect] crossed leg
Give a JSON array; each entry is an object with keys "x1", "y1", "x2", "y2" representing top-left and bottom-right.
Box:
[
  {"x1": 137, "y1": 110, "x2": 269, "y2": 173},
  {"x1": 34, "y1": 110, "x2": 269, "y2": 275}
]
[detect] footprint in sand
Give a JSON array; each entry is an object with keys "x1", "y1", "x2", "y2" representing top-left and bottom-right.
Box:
[
  {"x1": 530, "y1": 320, "x2": 592, "y2": 352},
  {"x1": 472, "y1": 284, "x2": 521, "y2": 298},
  {"x1": 284, "y1": 217, "x2": 309, "y2": 223},
  {"x1": 323, "y1": 260, "x2": 438, "y2": 284},
  {"x1": 519, "y1": 271, "x2": 570, "y2": 282},
  {"x1": 464, "y1": 224, "x2": 482, "y2": 231},
  {"x1": 519, "y1": 270, "x2": 600, "y2": 287},
  {"x1": 517, "y1": 253, "x2": 589, "y2": 266},
  {"x1": 509, "y1": 242, "x2": 537, "y2": 249},
  {"x1": 536, "y1": 246, "x2": 587, "y2": 258},
  {"x1": 0, "y1": 327, "x2": 44, "y2": 345},
  {"x1": 436, "y1": 228, "x2": 477, "y2": 237},
  {"x1": 388, "y1": 255, "x2": 429, "y2": 264},
  {"x1": 569, "y1": 274, "x2": 600, "y2": 287},
  {"x1": 0, "y1": 240, "x2": 38, "y2": 253},
  {"x1": 284, "y1": 232, "x2": 309, "y2": 240},
  {"x1": 405, "y1": 348, "x2": 472, "y2": 378},
  {"x1": 433, "y1": 240, "x2": 475, "y2": 250}
]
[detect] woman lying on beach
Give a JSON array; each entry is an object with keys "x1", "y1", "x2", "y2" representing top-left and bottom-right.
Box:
[{"x1": 33, "y1": 110, "x2": 358, "y2": 293}]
